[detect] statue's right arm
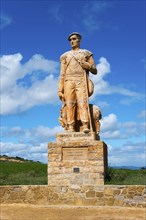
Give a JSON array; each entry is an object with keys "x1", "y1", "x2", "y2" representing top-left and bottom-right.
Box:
[{"x1": 58, "y1": 58, "x2": 66, "y2": 101}]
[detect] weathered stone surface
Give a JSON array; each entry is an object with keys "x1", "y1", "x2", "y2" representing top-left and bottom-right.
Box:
[
  {"x1": 95, "y1": 179, "x2": 104, "y2": 185},
  {"x1": 86, "y1": 190, "x2": 96, "y2": 198},
  {"x1": 121, "y1": 188, "x2": 128, "y2": 195},
  {"x1": 48, "y1": 138, "x2": 107, "y2": 186},
  {"x1": 104, "y1": 188, "x2": 114, "y2": 196},
  {"x1": 105, "y1": 197, "x2": 115, "y2": 206},
  {"x1": 114, "y1": 199, "x2": 124, "y2": 206},
  {"x1": 113, "y1": 189, "x2": 121, "y2": 195},
  {"x1": 63, "y1": 147, "x2": 88, "y2": 161},
  {"x1": 75, "y1": 198, "x2": 83, "y2": 206},
  {"x1": 95, "y1": 191, "x2": 103, "y2": 198},
  {"x1": 134, "y1": 196, "x2": 145, "y2": 203},
  {"x1": 96, "y1": 197, "x2": 105, "y2": 205},
  {"x1": 56, "y1": 132, "x2": 97, "y2": 143},
  {"x1": 1, "y1": 185, "x2": 146, "y2": 208},
  {"x1": 82, "y1": 198, "x2": 97, "y2": 206}
]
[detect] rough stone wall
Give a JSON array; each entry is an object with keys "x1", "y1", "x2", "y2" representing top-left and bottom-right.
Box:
[
  {"x1": 48, "y1": 137, "x2": 108, "y2": 186},
  {"x1": 0, "y1": 185, "x2": 145, "y2": 208}
]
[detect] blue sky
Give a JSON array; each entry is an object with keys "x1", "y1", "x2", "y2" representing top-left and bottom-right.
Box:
[{"x1": 0, "y1": 0, "x2": 145, "y2": 166}]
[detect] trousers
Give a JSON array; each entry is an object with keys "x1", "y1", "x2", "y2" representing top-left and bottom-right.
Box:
[{"x1": 64, "y1": 77, "x2": 89, "y2": 126}]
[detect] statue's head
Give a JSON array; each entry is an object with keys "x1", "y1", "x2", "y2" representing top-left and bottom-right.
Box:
[
  {"x1": 68, "y1": 32, "x2": 82, "y2": 41},
  {"x1": 68, "y1": 32, "x2": 82, "y2": 49}
]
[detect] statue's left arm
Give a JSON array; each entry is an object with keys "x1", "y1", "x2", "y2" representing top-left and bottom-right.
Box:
[
  {"x1": 79, "y1": 51, "x2": 97, "y2": 75},
  {"x1": 86, "y1": 55, "x2": 97, "y2": 75}
]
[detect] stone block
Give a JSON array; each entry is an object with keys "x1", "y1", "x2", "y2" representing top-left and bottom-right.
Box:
[
  {"x1": 56, "y1": 132, "x2": 96, "y2": 143},
  {"x1": 75, "y1": 198, "x2": 83, "y2": 206},
  {"x1": 86, "y1": 190, "x2": 96, "y2": 198},
  {"x1": 82, "y1": 198, "x2": 97, "y2": 206},
  {"x1": 96, "y1": 197, "x2": 105, "y2": 205},
  {"x1": 113, "y1": 189, "x2": 121, "y2": 195},
  {"x1": 105, "y1": 197, "x2": 115, "y2": 206},
  {"x1": 104, "y1": 188, "x2": 114, "y2": 196},
  {"x1": 83, "y1": 179, "x2": 95, "y2": 185},
  {"x1": 136, "y1": 186, "x2": 145, "y2": 193},
  {"x1": 95, "y1": 179, "x2": 104, "y2": 185},
  {"x1": 121, "y1": 188, "x2": 128, "y2": 195},
  {"x1": 48, "y1": 134, "x2": 108, "y2": 187},
  {"x1": 126, "y1": 194, "x2": 134, "y2": 199},
  {"x1": 96, "y1": 191, "x2": 104, "y2": 197},
  {"x1": 114, "y1": 199, "x2": 124, "y2": 206},
  {"x1": 134, "y1": 196, "x2": 145, "y2": 203}
]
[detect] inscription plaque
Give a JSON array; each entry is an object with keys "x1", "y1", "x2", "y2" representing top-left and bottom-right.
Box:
[
  {"x1": 63, "y1": 147, "x2": 88, "y2": 161},
  {"x1": 56, "y1": 132, "x2": 96, "y2": 143}
]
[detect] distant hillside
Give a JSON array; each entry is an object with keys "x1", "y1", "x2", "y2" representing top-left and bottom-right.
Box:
[
  {"x1": 0, "y1": 155, "x2": 41, "y2": 164},
  {"x1": 0, "y1": 155, "x2": 146, "y2": 185},
  {"x1": 0, "y1": 157, "x2": 47, "y2": 185},
  {"x1": 111, "y1": 166, "x2": 146, "y2": 170}
]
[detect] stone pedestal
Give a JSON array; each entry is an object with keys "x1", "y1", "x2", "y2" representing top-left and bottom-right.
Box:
[{"x1": 48, "y1": 132, "x2": 108, "y2": 186}]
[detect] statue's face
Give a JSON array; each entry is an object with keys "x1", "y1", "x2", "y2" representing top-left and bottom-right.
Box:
[{"x1": 69, "y1": 35, "x2": 80, "y2": 48}]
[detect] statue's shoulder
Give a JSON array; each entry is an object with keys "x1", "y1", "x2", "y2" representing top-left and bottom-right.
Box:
[
  {"x1": 60, "y1": 51, "x2": 70, "y2": 62},
  {"x1": 80, "y1": 49, "x2": 93, "y2": 57}
]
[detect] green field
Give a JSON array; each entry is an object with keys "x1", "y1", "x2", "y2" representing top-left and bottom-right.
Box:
[
  {"x1": 0, "y1": 161, "x2": 145, "y2": 185},
  {"x1": 105, "y1": 167, "x2": 146, "y2": 185},
  {"x1": 0, "y1": 161, "x2": 47, "y2": 185}
]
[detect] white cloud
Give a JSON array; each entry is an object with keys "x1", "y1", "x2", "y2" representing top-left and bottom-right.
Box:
[
  {"x1": 90, "y1": 57, "x2": 144, "y2": 103},
  {"x1": 101, "y1": 113, "x2": 119, "y2": 131},
  {"x1": 1, "y1": 111, "x2": 145, "y2": 143},
  {"x1": 29, "y1": 125, "x2": 63, "y2": 142},
  {"x1": 137, "y1": 110, "x2": 146, "y2": 118},
  {"x1": 2, "y1": 125, "x2": 63, "y2": 142},
  {"x1": 1, "y1": 142, "x2": 27, "y2": 153},
  {"x1": 99, "y1": 112, "x2": 145, "y2": 139},
  {"x1": 95, "y1": 100, "x2": 109, "y2": 109},
  {"x1": 48, "y1": 3, "x2": 63, "y2": 23},
  {"x1": 1, "y1": 111, "x2": 145, "y2": 144},
  {"x1": 100, "y1": 113, "x2": 122, "y2": 139},
  {"x1": 0, "y1": 13, "x2": 12, "y2": 29},
  {"x1": 1, "y1": 142, "x2": 48, "y2": 163},
  {"x1": 1, "y1": 53, "x2": 23, "y2": 92},
  {"x1": 81, "y1": 2, "x2": 110, "y2": 31},
  {"x1": 122, "y1": 121, "x2": 145, "y2": 137},
  {"x1": 102, "y1": 130, "x2": 121, "y2": 139},
  {"x1": 0, "y1": 125, "x2": 63, "y2": 163},
  {"x1": 108, "y1": 141, "x2": 145, "y2": 167},
  {"x1": 1, "y1": 138, "x2": 145, "y2": 166},
  {"x1": 22, "y1": 54, "x2": 58, "y2": 75},
  {"x1": 0, "y1": 53, "x2": 59, "y2": 115},
  {"x1": 1, "y1": 111, "x2": 145, "y2": 165},
  {"x1": 1, "y1": 53, "x2": 144, "y2": 115},
  {"x1": 91, "y1": 57, "x2": 111, "y2": 83}
]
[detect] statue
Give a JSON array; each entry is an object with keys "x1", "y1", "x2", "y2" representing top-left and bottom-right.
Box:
[{"x1": 58, "y1": 32, "x2": 102, "y2": 134}]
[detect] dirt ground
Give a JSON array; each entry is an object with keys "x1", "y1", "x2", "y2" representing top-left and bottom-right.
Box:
[{"x1": 1, "y1": 204, "x2": 145, "y2": 220}]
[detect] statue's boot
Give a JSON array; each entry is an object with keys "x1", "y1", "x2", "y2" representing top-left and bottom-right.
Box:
[
  {"x1": 82, "y1": 123, "x2": 90, "y2": 133},
  {"x1": 68, "y1": 124, "x2": 75, "y2": 132}
]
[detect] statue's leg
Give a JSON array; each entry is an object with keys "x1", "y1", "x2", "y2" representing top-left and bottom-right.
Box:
[
  {"x1": 76, "y1": 79, "x2": 89, "y2": 133},
  {"x1": 64, "y1": 80, "x2": 76, "y2": 131}
]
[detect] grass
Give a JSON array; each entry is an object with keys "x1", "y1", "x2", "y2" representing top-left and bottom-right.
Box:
[
  {"x1": 0, "y1": 161, "x2": 47, "y2": 185},
  {"x1": 0, "y1": 161, "x2": 145, "y2": 185},
  {"x1": 105, "y1": 167, "x2": 146, "y2": 185}
]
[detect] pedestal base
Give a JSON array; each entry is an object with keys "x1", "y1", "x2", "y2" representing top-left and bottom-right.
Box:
[{"x1": 48, "y1": 132, "x2": 108, "y2": 186}]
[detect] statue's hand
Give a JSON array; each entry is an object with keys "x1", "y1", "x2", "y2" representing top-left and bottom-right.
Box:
[
  {"x1": 80, "y1": 61, "x2": 91, "y2": 70},
  {"x1": 58, "y1": 92, "x2": 64, "y2": 101}
]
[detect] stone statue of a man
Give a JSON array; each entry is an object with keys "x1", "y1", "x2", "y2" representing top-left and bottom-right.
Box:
[{"x1": 58, "y1": 32, "x2": 97, "y2": 133}]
